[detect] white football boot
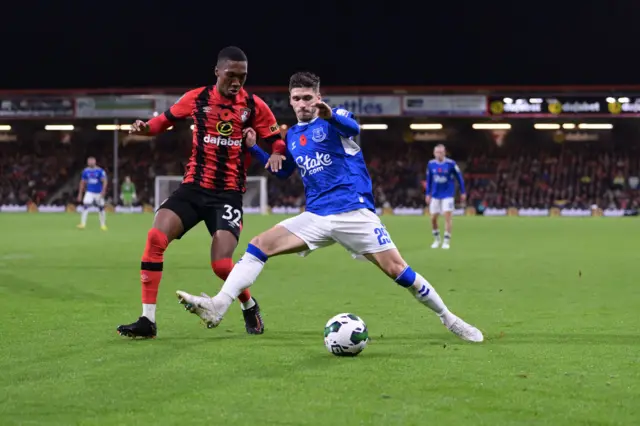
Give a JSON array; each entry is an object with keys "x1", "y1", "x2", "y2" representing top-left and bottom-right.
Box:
[
  {"x1": 440, "y1": 312, "x2": 483, "y2": 342},
  {"x1": 441, "y1": 241, "x2": 450, "y2": 250},
  {"x1": 431, "y1": 240, "x2": 440, "y2": 249},
  {"x1": 176, "y1": 290, "x2": 223, "y2": 329}
]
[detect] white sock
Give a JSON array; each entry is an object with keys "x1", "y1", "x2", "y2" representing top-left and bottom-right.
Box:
[
  {"x1": 241, "y1": 298, "x2": 256, "y2": 310},
  {"x1": 432, "y1": 229, "x2": 440, "y2": 242},
  {"x1": 81, "y1": 208, "x2": 89, "y2": 226},
  {"x1": 99, "y1": 210, "x2": 106, "y2": 226},
  {"x1": 409, "y1": 273, "x2": 451, "y2": 321},
  {"x1": 142, "y1": 303, "x2": 156, "y2": 323},
  {"x1": 214, "y1": 252, "x2": 266, "y2": 317}
]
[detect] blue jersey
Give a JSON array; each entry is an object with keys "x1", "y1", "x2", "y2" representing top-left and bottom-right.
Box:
[
  {"x1": 249, "y1": 108, "x2": 375, "y2": 216},
  {"x1": 81, "y1": 167, "x2": 107, "y2": 193},
  {"x1": 425, "y1": 158, "x2": 465, "y2": 199}
]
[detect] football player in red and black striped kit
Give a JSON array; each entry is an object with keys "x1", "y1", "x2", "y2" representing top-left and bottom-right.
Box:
[{"x1": 117, "y1": 46, "x2": 286, "y2": 339}]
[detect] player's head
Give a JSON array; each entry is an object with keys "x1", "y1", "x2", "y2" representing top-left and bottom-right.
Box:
[
  {"x1": 87, "y1": 156, "x2": 96, "y2": 167},
  {"x1": 215, "y1": 46, "x2": 248, "y2": 98},
  {"x1": 124, "y1": 176, "x2": 131, "y2": 183},
  {"x1": 433, "y1": 144, "x2": 446, "y2": 161},
  {"x1": 289, "y1": 71, "x2": 321, "y2": 122}
]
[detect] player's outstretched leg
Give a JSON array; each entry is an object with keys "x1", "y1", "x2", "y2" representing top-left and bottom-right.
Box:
[
  {"x1": 210, "y1": 230, "x2": 264, "y2": 335},
  {"x1": 117, "y1": 209, "x2": 182, "y2": 339},
  {"x1": 365, "y1": 249, "x2": 483, "y2": 342},
  {"x1": 177, "y1": 225, "x2": 308, "y2": 329}
]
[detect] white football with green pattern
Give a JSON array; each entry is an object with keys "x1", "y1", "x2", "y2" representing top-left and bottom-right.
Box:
[{"x1": 323, "y1": 313, "x2": 369, "y2": 356}]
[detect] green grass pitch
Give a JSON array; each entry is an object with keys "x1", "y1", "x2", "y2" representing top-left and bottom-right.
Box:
[{"x1": 0, "y1": 214, "x2": 638, "y2": 425}]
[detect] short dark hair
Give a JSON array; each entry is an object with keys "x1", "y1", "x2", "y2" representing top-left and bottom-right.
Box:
[
  {"x1": 217, "y1": 46, "x2": 247, "y2": 64},
  {"x1": 289, "y1": 72, "x2": 320, "y2": 92}
]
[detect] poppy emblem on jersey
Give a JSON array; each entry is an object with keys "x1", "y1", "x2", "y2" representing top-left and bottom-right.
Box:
[
  {"x1": 438, "y1": 168, "x2": 442, "y2": 172},
  {"x1": 312, "y1": 127, "x2": 326, "y2": 142},
  {"x1": 217, "y1": 121, "x2": 233, "y2": 137},
  {"x1": 219, "y1": 109, "x2": 234, "y2": 122},
  {"x1": 240, "y1": 108, "x2": 251, "y2": 123},
  {"x1": 299, "y1": 134, "x2": 307, "y2": 146}
]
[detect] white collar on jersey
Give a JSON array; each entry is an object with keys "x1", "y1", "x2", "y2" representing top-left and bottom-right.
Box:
[{"x1": 297, "y1": 117, "x2": 319, "y2": 126}]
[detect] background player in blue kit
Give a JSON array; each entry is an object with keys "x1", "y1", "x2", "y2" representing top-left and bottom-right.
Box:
[
  {"x1": 176, "y1": 72, "x2": 483, "y2": 343},
  {"x1": 77, "y1": 156, "x2": 108, "y2": 230},
  {"x1": 425, "y1": 144, "x2": 466, "y2": 249}
]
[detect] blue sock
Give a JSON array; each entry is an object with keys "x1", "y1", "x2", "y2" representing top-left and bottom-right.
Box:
[
  {"x1": 395, "y1": 265, "x2": 416, "y2": 288},
  {"x1": 246, "y1": 243, "x2": 268, "y2": 263}
]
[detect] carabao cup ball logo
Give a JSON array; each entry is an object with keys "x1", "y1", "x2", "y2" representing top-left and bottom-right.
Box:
[
  {"x1": 608, "y1": 102, "x2": 622, "y2": 114},
  {"x1": 216, "y1": 121, "x2": 233, "y2": 136},
  {"x1": 489, "y1": 101, "x2": 504, "y2": 114},
  {"x1": 548, "y1": 101, "x2": 562, "y2": 115}
]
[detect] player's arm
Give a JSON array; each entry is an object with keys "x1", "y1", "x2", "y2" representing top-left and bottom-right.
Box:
[
  {"x1": 316, "y1": 103, "x2": 360, "y2": 137},
  {"x1": 251, "y1": 95, "x2": 286, "y2": 154},
  {"x1": 130, "y1": 90, "x2": 197, "y2": 136},
  {"x1": 452, "y1": 163, "x2": 466, "y2": 201},
  {"x1": 425, "y1": 165, "x2": 433, "y2": 203},
  {"x1": 77, "y1": 170, "x2": 87, "y2": 202},
  {"x1": 100, "y1": 170, "x2": 108, "y2": 197},
  {"x1": 244, "y1": 128, "x2": 295, "y2": 179}
]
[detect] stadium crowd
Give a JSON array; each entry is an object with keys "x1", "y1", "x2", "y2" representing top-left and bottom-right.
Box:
[
  {"x1": 0, "y1": 138, "x2": 78, "y2": 206},
  {"x1": 1, "y1": 131, "x2": 639, "y2": 211}
]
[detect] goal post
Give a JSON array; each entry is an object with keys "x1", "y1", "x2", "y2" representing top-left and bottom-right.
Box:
[{"x1": 154, "y1": 175, "x2": 269, "y2": 214}]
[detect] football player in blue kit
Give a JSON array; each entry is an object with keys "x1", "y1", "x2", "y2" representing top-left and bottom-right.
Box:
[
  {"x1": 425, "y1": 144, "x2": 466, "y2": 249},
  {"x1": 176, "y1": 72, "x2": 483, "y2": 343},
  {"x1": 77, "y1": 156, "x2": 108, "y2": 230}
]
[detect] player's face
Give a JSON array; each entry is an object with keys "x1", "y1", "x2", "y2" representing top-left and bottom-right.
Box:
[
  {"x1": 125, "y1": 177, "x2": 131, "y2": 183},
  {"x1": 433, "y1": 147, "x2": 445, "y2": 161},
  {"x1": 87, "y1": 157, "x2": 96, "y2": 167},
  {"x1": 290, "y1": 88, "x2": 320, "y2": 122},
  {"x1": 215, "y1": 60, "x2": 247, "y2": 97}
]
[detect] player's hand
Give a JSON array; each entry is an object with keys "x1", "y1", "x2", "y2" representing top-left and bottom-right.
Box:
[
  {"x1": 425, "y1": 195, "x2": 431, "y2": 205},
  {"x1": 243, "y1": 127, "x2": 257, "y2": 147},
  {"x1": 266, "y1": 153, "x2": 286, "y2": 172},
  {"x1": 129, "y1": 120, "x2": 149, "y2": 134},
  {"x1": 314, "y1": 102, "x2": 333, "y2": 119},
  {"x1": 460, "y1": 194, "x2": 467, "y2": 203}
]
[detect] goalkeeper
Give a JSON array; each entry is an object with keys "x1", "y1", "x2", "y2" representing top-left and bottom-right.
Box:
[{"x1": 120, "y1": 176, "x2": 137, "y2": 207}]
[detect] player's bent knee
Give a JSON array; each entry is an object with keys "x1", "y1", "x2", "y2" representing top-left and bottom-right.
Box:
[
  {"x1": 152, "y1": 209, "x2": 183, "y2": 241},
  {"x1": 370, "y1": 249, "x2": 408, "y2": 279},
  {"x1": 249, "y1": 226, "x2": 299, "y2": 257},
  {"x1": 385, "y1": 260, "x2": 408, "y2": 279},
  {"x1": 146, "y1": 228, "x2": 169, "y2": 255},
  {"x1": 211, "y1": 230, "x2": 238, "y2": 258},
  {"x1": 249, "y1": 232, "x2": 276, "y2": 256}
]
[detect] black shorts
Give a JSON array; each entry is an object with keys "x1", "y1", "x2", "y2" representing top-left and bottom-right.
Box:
[{"x1": 158, "y1": 184, "x2": 243, "y2": 240}]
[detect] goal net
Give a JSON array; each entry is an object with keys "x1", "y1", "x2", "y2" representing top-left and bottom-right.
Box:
[{"x1": 154, "y1": 175, "x2": 269, "y2": 214}]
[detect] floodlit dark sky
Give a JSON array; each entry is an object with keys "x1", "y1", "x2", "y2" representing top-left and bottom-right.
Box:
[{"x1": 2, "y1": 1, "x2": 639, "y2": 90}]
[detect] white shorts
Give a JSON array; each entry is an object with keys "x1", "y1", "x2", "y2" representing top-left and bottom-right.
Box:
[
  {"x1": 83, "y1": 192, "x2": 104, "y2": 207},
  {"x1": 278, "y1": 209, "x2": 397, "y2": 259},
  {"x1": 429, "y1": 197, "x2": 454, "y2": 215}
]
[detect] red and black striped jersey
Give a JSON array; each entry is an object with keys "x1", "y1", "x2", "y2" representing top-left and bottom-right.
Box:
[{"x1": 150, "y1": 85, "x2": 284, "y2": 193}]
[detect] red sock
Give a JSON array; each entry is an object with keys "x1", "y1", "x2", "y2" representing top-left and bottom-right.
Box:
[
  {"x1": 141, "y1": 228, "x2": 168, "y2": 304},
  {"x1": 211, "y1": 258, "x2": 251, "y2": 303}
]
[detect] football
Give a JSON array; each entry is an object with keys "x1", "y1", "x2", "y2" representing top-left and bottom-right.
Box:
[{"x1": 323, "y1": 313, "x2": 369, "y2": 356}]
